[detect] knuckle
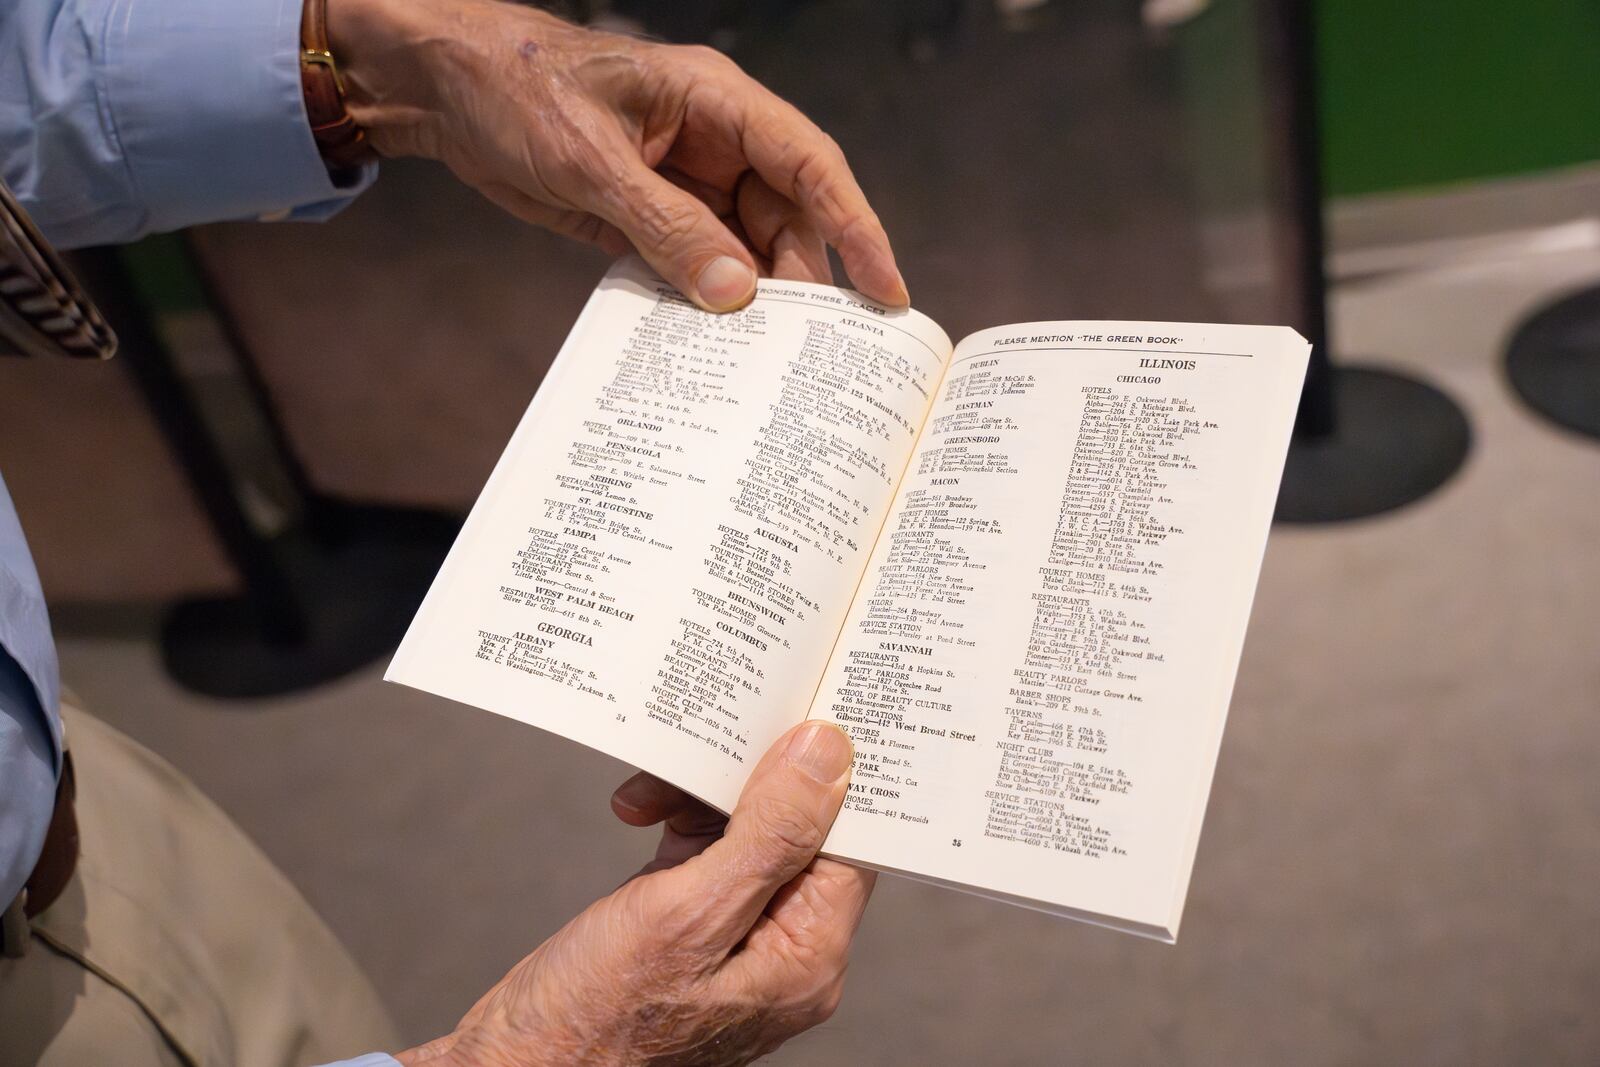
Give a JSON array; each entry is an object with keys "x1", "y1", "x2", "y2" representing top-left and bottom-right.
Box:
[
  {"x1": 545, "y1": 145, "x2": 586, "y2": 185},
  {"x1": 566, "y1": 214, "x2": 609, "y2": 246},
  {"x1": 545, "y1": 132, "x2": 608, "y2": 188},
  {"x1": 680, "y1": 43, "x2": 739, "y2": 72},
  {"x1": 627, "y1": 881, "x2": 721, "y2": 972},
  {"x1": 780, "y1": 936, "x2": 828, "y2": 981},
  {"x1": 543, "y1": 149, "x2": 617, "y2": 214},
  {"x1": 617, "y1": 878, "x2": 677, "y2": 940},
  {"x1": 792, "y1": 867, "x2": 843, "y2": 924},
  {"x1": 748, "y1": 794, "x2": 825, "y2": 861},
  {"x1": 789, "y1": 145, "x2": 848, "y2": 215},
  {"x1": 625, "y1": 876, "x2": 685, "y2": 929},
  {"x1": 810, "y1": 978, "x2": 846, "y2": 1026},
  {"x1": 790, "y1": 927, "x2": 850, "y2": 985},
  {"x1": 791, "y1": 148, "x2": 832, "y2": 197},
  {"x1": 631, "y1": 194, "x2": 704, "y2": 253},
  {"x1": 778, "y1": 957, "x2": 845, "y2": 1029},
  {"x1": 640, "y1": 877, "x2": 709, "y2": 940},
  {"x1": 648, "y1": 935, "x2": 711, "y2": 985},
  {"x1": 836, "y1": 210, "x2": 885, "y2": 252}
]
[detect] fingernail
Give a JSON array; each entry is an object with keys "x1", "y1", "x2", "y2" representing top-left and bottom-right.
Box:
[
  {"x1": 696, "y1": 256, "x2": 757, "y2": 311},
  {"x1": 612, "y1": 774, "x2": 658, "y2": 813},
  {"x1": 890, "y1": 267, "x2": 910, "y2": 307},
  {"x1": 785, "y1": 722, "x2": 853, "y2": 783}
]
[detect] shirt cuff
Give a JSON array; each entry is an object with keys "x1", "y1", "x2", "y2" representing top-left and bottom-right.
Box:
[
  {"x1": 316, "y1": 1055, "x2": 402, "y2": 1067},
  {"x1": 98, "y1": 0, "x2": 375, "y2": 236}
]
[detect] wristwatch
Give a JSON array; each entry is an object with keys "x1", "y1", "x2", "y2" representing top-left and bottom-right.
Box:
[{"x1": 299, "y1": 0, "x2": 373, "y2": 176}]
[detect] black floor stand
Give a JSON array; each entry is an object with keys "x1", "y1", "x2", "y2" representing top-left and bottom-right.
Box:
[
  {"x1": 1504, "y1": 285, "x2": 1600, "y2": 441},
  {"x1": 159, "y1": 500, "x2": 460, "y2": 698},
  {"x1": 1267, "y1": 0, "x2": 1470, "y2": 523},
  {"x1": 1274, "y1": 366, "x2": 1471, "y2": 523},
  {"x1": 72, "y1": 244, "x2": 460, "y2": 699}
]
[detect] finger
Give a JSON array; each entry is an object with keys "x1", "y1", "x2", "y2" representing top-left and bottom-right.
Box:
[
  {"x1": 655, "y1": 721, "x2": 854, "y2": 952},
  {"x1": 771, "y1": 224, "x2": 831, "y2": 288},
  {"x1": 736, "y1": 174, "x2": 831, "y2": 285},
  {"x1": 611, "y1": 773, "x2": 730, "y2": 837},
  {"x1": 749, "y1": 859, "x2": 876, "y2": 961},
  {"x1": 650, "y1": 814, "x2": 726, "y2": 871},
  {"x1": 611, "y1": 772, "x2": 695, "y2": 826},
  {"x1": 627, "y1": 817, "x2": 726, "y2": 882},
  {"x1": 660, "y1": 166, "x2": 736, "y2": 220},
  {"x1": 585, "y1": 161, "x2": 760, "y2": 312},
  {"x1": 739, "y1": 98, "x2": 908, "y2": 306},
  {"x1": 722, "y1": 859, "x2": 876, "y2": 992},
  {"x1": 666, "y1": 803, "x2": 729, "y2": 839},
  {"x1": 661, "y1": 167, "x2": 760, "y2": 265},
  {"x1": 476, "y1": 181, "x2": 633, "y2": 257}
]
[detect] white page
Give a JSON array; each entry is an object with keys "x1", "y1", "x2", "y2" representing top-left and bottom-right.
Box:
[
  {"x1": 388, "y1": 259, "x2": 951, "y2": 810},
  {"x1": 810, "y1": 321, "x2": 1309, "y2": 940}
]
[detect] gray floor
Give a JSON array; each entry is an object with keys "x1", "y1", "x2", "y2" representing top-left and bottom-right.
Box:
[
  {"x1": 48, "y1": 246, "x2": 1600, "y2": 1065},
  {"x1": 5, "y1": 1, "x2": 1600, "y2": 1062}
]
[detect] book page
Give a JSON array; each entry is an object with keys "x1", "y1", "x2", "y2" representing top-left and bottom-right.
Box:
[
  {"x1": 388, "y1": 259, "x2": 951, "y2": 811},
  {"x1": 810, "y1": 321, "x2": 1308, "y2": 940}
]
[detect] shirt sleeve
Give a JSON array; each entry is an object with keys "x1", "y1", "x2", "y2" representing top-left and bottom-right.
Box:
[
  {"x1": 0, "y1": 473, "x2": 62, "y2": 910},
  {"x1": 0, "y1": 647, "x2": 57, "y2": 910},
  {"x1": 0, "y1": 0, "x2": 376, "y2": 251},
  {"x1": 316, "y1": 1055, "x2": 403, "y2": 1067}
]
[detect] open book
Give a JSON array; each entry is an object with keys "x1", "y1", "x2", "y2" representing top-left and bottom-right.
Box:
[{"x1": 389, "y1": 258, "x2": 1309, "y2": 942}]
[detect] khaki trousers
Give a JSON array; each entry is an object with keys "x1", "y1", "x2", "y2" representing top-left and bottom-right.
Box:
[{"x1": 0, "y1": 705, "x2": 399, "y2": 1067}]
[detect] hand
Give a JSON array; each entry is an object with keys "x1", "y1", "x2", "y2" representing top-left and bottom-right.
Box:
[
  {"x1": 392, "y1": 721, "x2": 876, "y2": 1066},
  {"x1": 609, "y1": 771, "x2": 731, "y2": 878},
  {"x1": 328, "y1": 0, "x2": 908, "y2": 312}
]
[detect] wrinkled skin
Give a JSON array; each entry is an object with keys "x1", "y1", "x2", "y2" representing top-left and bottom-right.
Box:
[
  {"x1": 329, "y1": 0, "x2": 908, "y2": 310},
  {"x1": 326, "y1": 5, "x2": 892, "y2": 1061},
  {"x1": 393, "y1": 722, "x2": 875, "y2": 1067}
]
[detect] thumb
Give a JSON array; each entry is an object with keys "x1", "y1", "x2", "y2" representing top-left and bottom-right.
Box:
[
  {"x1": 659, "y1": 721, "x2": 854, "y2": 950},
  {"x1": 590, "y1": 163, "x2": 760, "y2": 312}
]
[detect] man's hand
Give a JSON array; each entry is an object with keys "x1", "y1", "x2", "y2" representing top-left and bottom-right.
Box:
[
  {"x1": 373, "y1": 96, "x2": 874, "y2": 1063},
  {"x1": 327, "y1": 0, "x2": 908, "y2": 312},
  {"x1": 392, "y1": 721, "x2": 873, "y2": 1066}
]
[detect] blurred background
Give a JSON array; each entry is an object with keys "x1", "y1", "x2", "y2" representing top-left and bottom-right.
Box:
[{"x1": 4, "y1": 0, "x2": 1599, "y2": 1062}]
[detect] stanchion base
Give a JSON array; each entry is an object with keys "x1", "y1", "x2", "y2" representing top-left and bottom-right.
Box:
[
  {"x1": 1505, "y1": 285, "x2": 1600, "y2": 440},
  {"x1": 161, "y1": 503, "x2": 461, "y2": 699},
  {"x1": 1275, "y1": 365, "x2": 1470, "y2": 524}
]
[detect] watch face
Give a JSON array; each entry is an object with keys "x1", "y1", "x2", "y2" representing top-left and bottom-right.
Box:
[{"x1": 0, "y1": 179, "x2": 116, "y2": 361}]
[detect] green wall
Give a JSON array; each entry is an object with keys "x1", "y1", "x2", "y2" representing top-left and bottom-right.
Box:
[{"x1": 1318, "y1": 0, "x2": 1600, "y2": 197}]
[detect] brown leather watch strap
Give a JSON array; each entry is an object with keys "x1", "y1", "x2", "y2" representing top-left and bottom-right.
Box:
[{"x1": 300, "y1": 0, "x2": 373, "y2": 172}]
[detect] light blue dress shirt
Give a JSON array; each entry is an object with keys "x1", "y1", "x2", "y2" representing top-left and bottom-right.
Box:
[{"x1": 2, "y1": 1, "x2": 395, "y2": 1063}]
